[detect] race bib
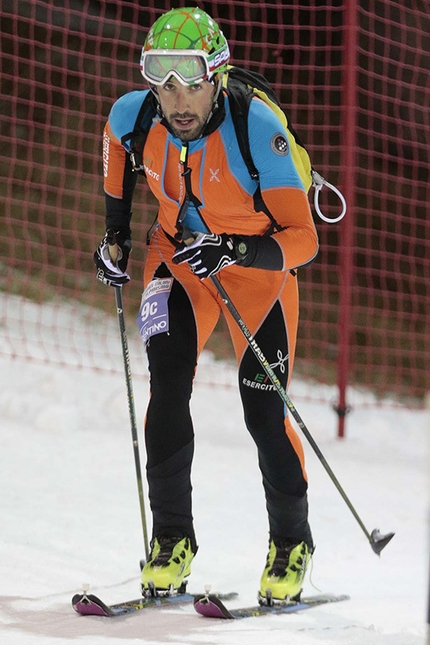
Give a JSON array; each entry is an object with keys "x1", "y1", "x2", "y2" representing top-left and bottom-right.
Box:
[{"x1": 136, "y1": 278, "x2": 173, "y2": 344}]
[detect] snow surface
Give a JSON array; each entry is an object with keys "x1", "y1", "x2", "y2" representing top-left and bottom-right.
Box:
[{"x1": 0, "y1": 297, "x2": 429, "y2": 644}]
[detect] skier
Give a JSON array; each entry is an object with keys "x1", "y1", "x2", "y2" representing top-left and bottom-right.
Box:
[{"x1": 94, "y1": 6, "x2": 318, "y2": 604}]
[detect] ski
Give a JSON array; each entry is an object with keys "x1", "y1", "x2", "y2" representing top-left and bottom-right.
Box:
[
  {"x1": 72, "y1": 588, "x2": 238, "y2": 617},
  {"x1": 193, "y1": 592, "x2": 349, "y2": 620}
]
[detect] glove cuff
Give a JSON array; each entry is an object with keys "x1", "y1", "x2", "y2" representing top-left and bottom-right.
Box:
[
  {"x1": 107, "y1": 227, "x2": 131, "y2": 246},
  {"x1": 232, "y1": 235, "x2": 283, "y2": 270}
]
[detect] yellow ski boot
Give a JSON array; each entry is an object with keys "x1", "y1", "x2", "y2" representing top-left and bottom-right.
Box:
[
  {"x1": 259, "y1": 539, "x2": 311, "y2": 605},
  {"x1": 141, "y1": 536, "x2": 195, "y2": 596}
]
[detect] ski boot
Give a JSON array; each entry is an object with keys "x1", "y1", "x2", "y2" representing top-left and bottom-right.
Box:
[
  {"x1": 141, "y1": 536, "x2": 195, "y2": 597},
  {"x1": 259, "y1": 539, "x2": 311, "y2": 605}
]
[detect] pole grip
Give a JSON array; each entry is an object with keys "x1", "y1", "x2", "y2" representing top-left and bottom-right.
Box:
[{"x1": 106, "y1": 228, "x2": 119, "y2": 264}]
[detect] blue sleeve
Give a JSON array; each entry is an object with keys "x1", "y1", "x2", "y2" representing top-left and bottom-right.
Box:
[
  {"x1": 108, "y1": 90, "x2": 151, "y2": 150},
  {"x1": 247, "y1": 98, "x2": 305, "y2": 192}
]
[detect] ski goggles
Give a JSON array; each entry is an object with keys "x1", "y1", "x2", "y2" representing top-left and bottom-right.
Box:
[{"x1": 140, "y1": 48, "x2": 229, "y2": 86}]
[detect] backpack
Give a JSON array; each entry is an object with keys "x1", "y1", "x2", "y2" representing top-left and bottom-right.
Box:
[
  {"x1": 223, "y1": 67, "x2": 346, "y2": 223},
  {"x1": 223, "y1": 66, "x2": 313, "y2": 193},
  {"x1": 121, "y1": 66, "x2": 346, "y2": 225}
]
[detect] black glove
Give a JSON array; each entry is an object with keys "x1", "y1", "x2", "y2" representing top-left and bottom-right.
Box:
[
  {"x1": 172, "y1": 232, "x2": 284, "y2": 279},
  {"x1": 172, "y1": 233, "x2": 238, "y2": 279},
  {"x1": 94, "y1": 229, "x2": 132, "y2": 287}
]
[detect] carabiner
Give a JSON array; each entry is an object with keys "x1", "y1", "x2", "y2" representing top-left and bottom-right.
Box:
[{"x1": 312, "y1": 170, "x2": 347, "y2": 223}]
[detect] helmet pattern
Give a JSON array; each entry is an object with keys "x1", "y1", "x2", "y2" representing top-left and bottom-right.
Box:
[{"x1": 144, "y1": 7, "x2": 229, "y2": 73}]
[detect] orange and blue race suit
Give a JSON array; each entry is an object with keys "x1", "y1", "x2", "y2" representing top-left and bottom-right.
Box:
[{"x1": 102, "y1": 88, "x2": 319, "y2": 548}]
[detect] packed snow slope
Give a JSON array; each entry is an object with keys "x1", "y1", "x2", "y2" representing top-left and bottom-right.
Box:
[{"x1": 0, "y1": 342, "x2": 428, "y2": 643}]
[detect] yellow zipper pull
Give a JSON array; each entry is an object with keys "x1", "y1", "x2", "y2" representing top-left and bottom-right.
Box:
[{"x1": 180, "y1": 143, "x2": 188, "y2": 165}]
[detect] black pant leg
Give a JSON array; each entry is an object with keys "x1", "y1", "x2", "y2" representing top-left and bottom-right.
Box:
[
  {"x1": 145, "y1": 278, "x2": 198, "y2": 548},
  {"x1": 238, "y1": 301, "x2": 313, "y2": 547}
]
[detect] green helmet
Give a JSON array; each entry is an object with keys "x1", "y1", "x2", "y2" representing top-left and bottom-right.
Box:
[{"x1": 141, "y1": 7, "x2": 230, "y2": 85}]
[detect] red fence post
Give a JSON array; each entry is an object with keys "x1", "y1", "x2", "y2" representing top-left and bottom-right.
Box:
[{"x1": 336, "y1": 0, "x2": 358, "y2": 438}]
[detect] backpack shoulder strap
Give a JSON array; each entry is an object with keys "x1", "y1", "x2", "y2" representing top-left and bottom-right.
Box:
[
  {"x1": 224, "y1": 67, "x2": 285, "y2": 233},
  {"x1": 224, "y1": 68, "x2": 259, "y2": 180},
  {"x1": 120, "y1": 91, "x2": 158, "y2": 175}
]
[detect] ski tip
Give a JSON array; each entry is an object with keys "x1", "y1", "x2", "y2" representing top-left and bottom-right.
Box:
[
  {"x1": 193, "y1": 594, "x2": 234, "y2": 619},
  {"x1": 72, "y1": 593, "x2": 114, "y2": 617},
  {"x1": 370, "y1": 529, "x2": 395, "y2": 555}
]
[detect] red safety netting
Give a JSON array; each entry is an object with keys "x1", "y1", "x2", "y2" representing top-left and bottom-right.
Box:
[{"x1": 1, "y1": 1, "x2": 429, "y2": 416}]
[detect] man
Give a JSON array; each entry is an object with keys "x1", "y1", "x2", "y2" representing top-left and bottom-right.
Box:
[{"x1": 94, "y1": 6, "x2": 318, "y2": 604}]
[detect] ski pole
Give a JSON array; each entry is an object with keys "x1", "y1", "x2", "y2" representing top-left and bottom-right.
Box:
[
  {"x1": 210, "y1": 273, "x2": 394, "y2": 556},
  {"x1": 107, "y1": 233, "x2": 150, "y2": 561}
]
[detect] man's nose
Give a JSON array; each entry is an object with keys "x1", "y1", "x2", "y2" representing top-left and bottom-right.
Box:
[{"x1": 174, "y1": 89, "x2": 189, "y2": 113}]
